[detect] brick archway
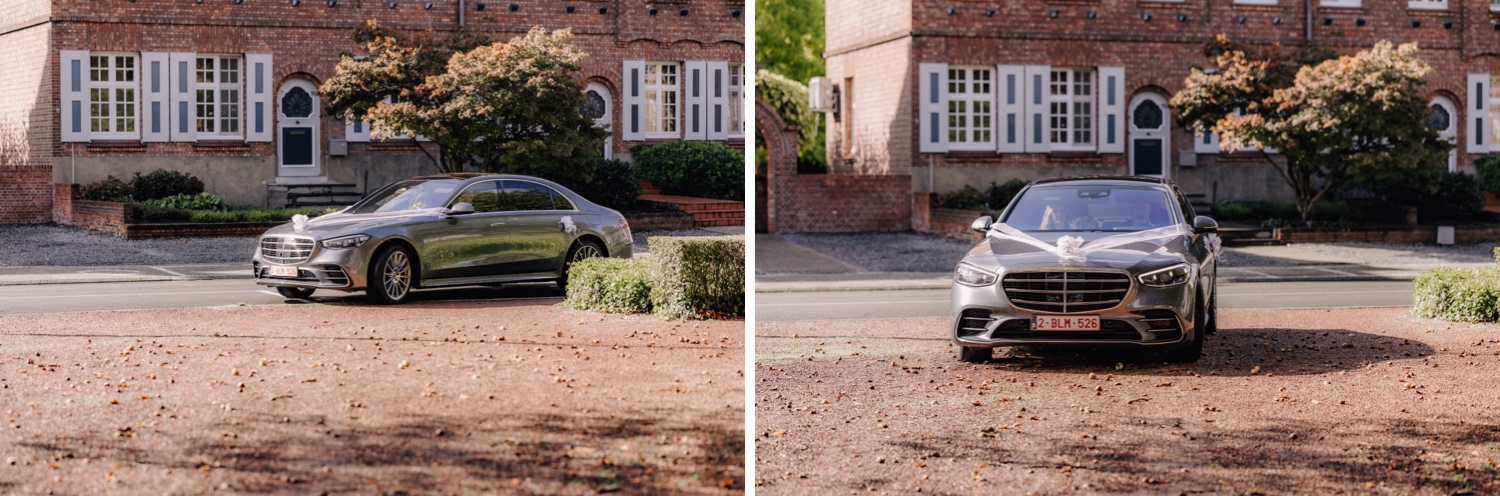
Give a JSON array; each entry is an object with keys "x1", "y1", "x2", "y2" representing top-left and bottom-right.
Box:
[{"x1": 755, "y1": 99, "x2": 798, "y2": 233}]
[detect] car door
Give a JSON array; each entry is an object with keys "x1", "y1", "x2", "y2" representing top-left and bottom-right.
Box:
[
  {"x1": 420, "y1": 180, "x2": 510, "y2": 280},
  {"x1": 1174, "y1": 187, "x2": 1215, "y2": 288},
  {"x1": 499, "y1": 180, "x2": 574, "y2": 273}
]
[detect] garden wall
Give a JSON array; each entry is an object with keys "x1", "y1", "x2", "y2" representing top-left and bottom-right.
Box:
[{"x1": 1277, "y1": 225, "x2": 1500, "y2": 245}]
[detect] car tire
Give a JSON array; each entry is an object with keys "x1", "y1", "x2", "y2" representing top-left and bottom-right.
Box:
[
  {"x1": 958, "y1": 346, "x2": 992, "y2": 363},
  {"x1": 1165, "y1": 293, "x2": 1208, "y2": 363},
  {"x1": 276, "y1": 287, "x2": 315, "y2": 299},
  {"x1": 367, "y1": 244, "x2": 415, "y2": 305},
  {"x1": 557, "y1": 239, "x2": 605, "y2": 291},
  {"x1": 1204, "y1": 287, "x2": 1218, "y2": 335}
]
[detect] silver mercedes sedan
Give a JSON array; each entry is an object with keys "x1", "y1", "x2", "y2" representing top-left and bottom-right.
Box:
[
  {"x1": 952, "y1": 176, "x2": 1219, "y2": 363},
  {"x1": 252, "y1": 173, "x2": 633, "y2": 304}
]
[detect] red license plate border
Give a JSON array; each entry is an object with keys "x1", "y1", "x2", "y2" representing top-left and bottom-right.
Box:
[{"x1": 1030, "y1": 315, "x2": 1102, "y2": 331}]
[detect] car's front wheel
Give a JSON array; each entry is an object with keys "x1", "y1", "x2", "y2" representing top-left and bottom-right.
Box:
[
  {"x1": 367, "y1": 244, "x2": 415, "y2": 305},
  {"x1": 1165, "y1": 292, "x2": 1209, "y2": 363},
  {"x1": 276, "y1": 287, "x2": 315, "y2": 299},
  {"x1": 557, "y1": 239, "x2": 605, "y2": 291},
  {"x1": 958, "y1": 345, "x2": 992, "y2": 363}
]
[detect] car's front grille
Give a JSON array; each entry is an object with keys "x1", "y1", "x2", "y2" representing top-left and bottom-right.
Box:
[
  {"x1": 261, "y1": 236, "x2": 315, "y2": 264},
  {"x1": 1002, "y1": 271, "x2": 1131, "y2": 313},
  {"x1": 991, "y1": 319, "x2": 1141, "y2": 341},
  {"x1": 958, "y1": 309, "x2": 995, "y2": 337}
]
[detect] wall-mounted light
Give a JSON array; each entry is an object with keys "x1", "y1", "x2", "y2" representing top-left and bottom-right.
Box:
[
  {"x1": 1141, "y1": 13, "x2": 1151, "y2": 21},
  {"x1": 678, "y1": 8, "x2": 687, "y2": 16},
  {"x1": 234, "y1": 0, "x2": 243, "y2": 3},
  {"x1": 326, "y1": 0, "x2": 336, "y2": 6},
  {"x1": 387, "y1": 1, "x2": 397, "y2": 8},
  {"x1": 1444, "y1": 21, "x2": 1454, "y2": 29},
  {"x1": 290, "y1": 0, "x2": 300, "y2": 6},
  {"x1": 648, "y1": 7, "x2": 658, "y2": 15},
  {"x1": 509, "y1": 3, "x2": 518, "y2": 11},
  {"x1": 946, "y1": 6, "x2": 956, "y2": 16},
  {"x1": 599, "y1": 7, "x2": 608, "y2": 14},
  {"x1": 1492, "y1": 22, "x2": 1499, "y2": 31},
  {"x1": 985, "y1": 8, "x2": 995, "y2": 17},
  {"x1": 475, "y1": 3, "x2": 486, "y2": 11},
  {"x1": 1411, "y1": 20, "x2": 1421, "y2": 28},
  {"x1": 731, "y1": 9, "x2": 740, "y2": 17},
  {"x1": 1323, "y1": 18, "x2": 1334, "y2": 26},
  {"x1": 1177, "y1": 13, "x2": 1188, "y2": 22},
  {"x1": 1272, "y1": 16, "x2": 1281, "y2": 25},
  {"x1": 425, "y1": 2, "x2": 433, "y2": 9},
  {"x1": 1086, "y1": 10, "x2": 1096, "y2": 19},
  {"x1": 1355, "y1": 18, "x2": 1366, "y2": 27},
  {"x1": 196, "y1": 0, "x2": 203, "y2": 4},
  {"x1": 566, "y1": 5, "x2": 574, "y2": 13},
  {"x1": 1048, "y1": 10, "x2": 1058, "y2": 19}
]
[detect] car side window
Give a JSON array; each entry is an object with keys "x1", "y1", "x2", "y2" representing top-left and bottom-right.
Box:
[
  {"x1": 500, "y1": 180, "x2": 557, "y2": 212},
  {"x1": 450, "y1": 181, "x2": 503, "y2": 213},
  {"x1": 1174, "y1": 189, "x2": 1196, "y2": 223},
  {"x1": 550, "y1": 188, "x2": 576, "y2": 211}
]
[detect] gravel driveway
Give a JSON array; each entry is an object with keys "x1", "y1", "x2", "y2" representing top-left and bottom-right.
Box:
[
  {"x1": 0, "y1": 224, "x2": 722, "y2": 266},
  {"x1": 756, "y1": 308, "x2": 1500, "y2": 494},
  {"x1": 1, "y1": 300, "x2": 745, "y2": 494}
]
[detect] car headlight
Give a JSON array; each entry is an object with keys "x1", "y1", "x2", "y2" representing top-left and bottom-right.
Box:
[
  {"x1": 954, "y1": 263, "x2": 998, "y2": 287},
  {"x1": 1138, "y1": 263, "x2": 1192, "y2": 287},
  {"x1": 321, "y1": 234, "x2": 371, "y2": 249}
]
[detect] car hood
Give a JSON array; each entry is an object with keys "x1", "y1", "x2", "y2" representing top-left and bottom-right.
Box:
[
  {"x1": 260, "y1": 209, "x2": 443, "y2": 238},
  {"x1": 961, "y1": 228, "x2": 1192, "y2": 272}
]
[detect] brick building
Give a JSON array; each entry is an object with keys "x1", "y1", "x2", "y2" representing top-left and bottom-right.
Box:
[
  {"x1": 819, "y1": 0, "x2": 1500, "y2": 224},
  {"x1": 0, "y1": 0, "x2": 745, "y2": 224}
]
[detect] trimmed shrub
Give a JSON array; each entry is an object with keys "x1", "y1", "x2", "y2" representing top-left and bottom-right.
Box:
[
  {"x1": 81, "y1": 176, "x2": 133, "y2": 202},
  {"x1": 987, "y1": 179, "x2": 1028, "y2": 212},
  {"x1": 648, "y1": 236, "x2": 745, "y2": 319},
  {"x1": 145, "y1": 192, "x2": 226, "y2": 211},
  {"x1": 1413, "y1": 171, "x2": 1485, "y2": 222},
  {"x1": 754, "y1": 69, "x2": 824, "y2": 169},
  {"x1": 188, "y1": 210, "x2": 241, "y2": 223},
  {"x1": 131, "y1": 203, "x2": 190, "y2": 222},
  {"x1": 633, "y1": 141, "x2": 745, "y2": 201},
  {"x1": 130, "y1": 169, "x2": 204, "y2": 201},
  {"x1": 1478, "y1": 156, "x2": 1500, "y2": 195},
  {"x1": 1413, "y1": 267, "x2": 1500, "y2": 323},
  {"x1": 937, "y1": 186, "x2": 985, "y2": 210},
  {"x1": 555, "y1": 158, "x2": 640, "y2": 212},
  {"x1": 563, "y1": 257, "x2": 653, "y2": 314}
]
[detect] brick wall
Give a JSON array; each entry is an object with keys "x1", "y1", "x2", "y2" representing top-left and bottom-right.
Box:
[
  {"x1": 1278, "y1": 225, "x2": 1500, "y2": 245},
  {"x1": 0, "y1": 10, "x2": 54, "y2": 224},
  {"x1": 53, "y1": 183, "x2": 132, "y2": 235},
  {"x1": 910, "y1": 192, "x2": 984, "y2": 242}
]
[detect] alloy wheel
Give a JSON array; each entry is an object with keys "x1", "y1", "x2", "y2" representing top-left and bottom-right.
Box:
[
  {"x1": 570, "y1": 244, "x2": 603, "y2": 263},
  {"x1": 383, "y1": 250, "x2": 411, "y2": 300}
]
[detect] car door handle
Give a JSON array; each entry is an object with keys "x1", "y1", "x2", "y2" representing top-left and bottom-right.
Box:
[{"x1": 490, "y1": 222, "x2": 506, "y2": 227}]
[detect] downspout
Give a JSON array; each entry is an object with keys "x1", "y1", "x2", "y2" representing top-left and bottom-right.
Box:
[
  {"x1": 458, "y1": 0, "x2": 464, "y2": 27},
  {"x1": 1305, "y1": 0, "x2": 1312, "y2": 41}
]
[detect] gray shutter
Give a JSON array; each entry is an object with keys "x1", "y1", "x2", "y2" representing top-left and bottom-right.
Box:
[
  {"x1": 60, "y1": 50, "x2": 89, "y2": 143},
  {"x1": 622, "y1": 60, "x2": 645, "y2": 141},
  {"x1": 995, "y1": 65, "x2": 1024, "y2": 154},
  {"x1": 141, "y1": 52, "x2": 169, "y2": 142},
  {"x1": 1194, "y1": 131, "x2": 1220, "y2": 154},
  {"x1": 1469, "y1": 73, "x2": 1489, "y2": 154},
  {"x1": 684, "y1": 60, "x2": 707, "y2": 140},
  {"x1": 707, "y1": 61, "x2": 729, "y2": 140},
  {"x1": 168, "y1": 52, "x2": 196, "y2": 142},
  {"x1": 1097, "y1": 66, "x2": 1125, "y2": 154},
  {"x1": 245, "y1": 53, "x2": 273, "y2": 142},
  {"x1": 917, "y1": 63, "x2": 947, "y2": 153},
  {"x1": 1022, "y1": 65, "x2": 1050, "y2": 153}
]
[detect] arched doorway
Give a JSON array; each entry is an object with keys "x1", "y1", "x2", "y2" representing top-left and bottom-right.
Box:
[
  {"x1": 584, "y1": 81, "x2": 613, "y2": 159},
  {"x1": 1128, "y1": 92, "x2": 1171, "y2": 178},
  {"x1": 756, "y1": 99, "x2": 798, "y2": 233},
  {"x1": 277, "y1": 78, "x2": 320, "y2": 177},
  {"x1": 1430, "y1": 95, "x2": 1457, "y2": 172}
]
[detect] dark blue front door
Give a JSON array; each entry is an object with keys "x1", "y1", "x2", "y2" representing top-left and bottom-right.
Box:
[
  {"x1": 282, "y1": 127, "x2": 313, "y2": 166},
  {"x1": 1132, "y1": 138, "x2": 1163, "y2": 176}
]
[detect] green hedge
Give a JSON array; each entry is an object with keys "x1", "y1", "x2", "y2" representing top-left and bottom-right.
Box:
[
  {"x1": 563, "y1": 257, "x2": 653, "y2": 314},
  {"x1": 649, "y1": 236, "x2": 745, "y2": 319},
  {"x1": 633, "y1": 141, "x2": 745, "y2": 202},
  {"x1": 1413, "y1": 266, "x2": 1500, "y2": 323}
]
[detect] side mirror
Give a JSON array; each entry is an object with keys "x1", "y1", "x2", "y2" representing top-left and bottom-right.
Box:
[
  {"x1": 971, "y1": 215, "x2": 994, "y2": 233},
  {"x1": 446, "y1": 202, "x2": 475, "y2": 216},
  {"x1": 1193, "y1": 215, "x2": 1218, "y2": 234}
]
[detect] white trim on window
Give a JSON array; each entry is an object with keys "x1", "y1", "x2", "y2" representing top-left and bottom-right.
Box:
[
  {"x1": 1493, "y1": 0, "x2": 1500, "y2": 12},
  {"x1": 1048, "y1": 68, "x2": 1094, "y2": 151},
  {"x1": 644, "y1": 61, "x2": 679, "y2": 139},
  {"x1": 1235, "y1": 0, "x2": 1279, "y2": 4},
  {"x1": 946, "y1": 66, "x2": 993, "y2": 151},
  {"x1": 1409, "y1": 0, "x2": 1447, "y2": 10},
  {"x1": 1320, "y1": 0, "x2": 1360, "y2": 7},
  {"x1": 192, "y1": 54, "x2": 243, "y2": 139},
  {"x1": 728, "y1": 63, "x2": 744, "y2": 137},
  {"x1": 87, "y1": 52, "x2": 140, "y2": 140}
]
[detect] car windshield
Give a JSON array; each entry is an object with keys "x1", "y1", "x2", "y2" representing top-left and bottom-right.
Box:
[
  {"x1": 1002, "y1": 185, "x2": 1176, "y2": 232},
  {"x1": 352, "y1": 179, "x2": 464, "y2": 214}
]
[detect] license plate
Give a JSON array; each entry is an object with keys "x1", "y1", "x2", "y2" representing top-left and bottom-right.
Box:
[
  {"x1": 268, "y1": 266, "x2": 300, "y2": 278},
  {"x1": 1031, "y1": 315, "x2": 1100, "y2": 331}
]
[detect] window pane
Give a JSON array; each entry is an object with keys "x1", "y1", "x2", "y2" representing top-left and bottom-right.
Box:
[
  {"x1": 500, "y1": 181, "x2": 556, "y2": 211},
  {"x1": 451, "y1": 181, "x2": 502, "y2": 213}
]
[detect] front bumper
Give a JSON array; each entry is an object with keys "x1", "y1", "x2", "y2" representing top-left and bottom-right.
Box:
[
  {"x1": 251, "y1": 236, "x2": 373, "y2": 291},
  {"x1": 950, "y1": 268, "x2": 1198, "y2": 348}
]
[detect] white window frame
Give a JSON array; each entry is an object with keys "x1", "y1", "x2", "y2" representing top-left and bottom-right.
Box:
[
  {"x1": 193, "y1": 54, "x2": 244, "y2": 139},
  {"x1": 1409, "y1": 0, "x2": 1447, "y2": 10},
  {"x1": 1493, "y1": 0, "x2": 1500, "y2": 12},
  {"x1": 729, "y1": 64, "x2": 744, "y2": 137},
  {"x1": 88, "y1": 52, "x2": 139, "y2": 139},
  {"x1": 644, "y1": 62, "x2": 679, "y2": 138},
  {"x1": 946, "y1": 66, "x2": 993, "y2": 151},
  {"x1": 1048, "y1": 68, "x2": 1094, "y2": 151},
  {"x1": 1320, "y1": 0, "x2": 1360, "y2": 8},
  {"x1": 1236, "y1": 0, "x2": 1279, "y2": 4}
]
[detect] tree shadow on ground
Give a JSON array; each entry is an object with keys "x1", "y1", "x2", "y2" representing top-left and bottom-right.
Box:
[
  {"x1": 16, "y1": 409, "x2": 743, "y2": 494},
  {"x1": 978, "y1": 327, "x2": 1435, "y2": 376}
]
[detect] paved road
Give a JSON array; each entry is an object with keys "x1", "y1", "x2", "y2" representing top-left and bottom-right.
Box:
[
  {"x1": 756, "y1": 280, "x2": 1415, "y2": 322},
  {"x1": 0, "y1": 277, "x2": 567, "y2": 315}
]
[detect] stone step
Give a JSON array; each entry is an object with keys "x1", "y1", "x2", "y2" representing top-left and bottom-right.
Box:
[{"x1": 288, "y1": 194, "x2": 364, "y2": 205}]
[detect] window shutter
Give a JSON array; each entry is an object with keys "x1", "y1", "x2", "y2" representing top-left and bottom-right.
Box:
[
  {"x1": 684, "y1": 60, "x2": 708, "y2": 140},
  {"x1": 707, "y1": 61, "x2": 729, "y2": 140},
  {"x1": 1098, "y1": 66, "x2": 1126, "y2": 154},
  {"x1": 245, "y1": 53, "x2": 273, "y2": 142},
  {"x1": 1022, "y1": 65, "x2": 1050, "y2": 153},
  {"x1": 139, "y1": 52, "x2": 170, "y2": 142},
  {"x1": 622, "y1": 60, "x2": 645, "y2": 142},
  {"x1": 168, "y1": 52, "x2": 196, "y2": 142},
  {"x1": 1194, "y1": 131, "x2": 1220, "y2": 154},
  {"x1": 995, "y1": 65, "x2": 1024, "y2": 154},
  {"x1": 59, "y1": 50, "x2": 88, "y2": 143},
  {"x1": 1468, "y1": 73, "x2": 1489, "y2": 154},
  {"x1": 345, "y1": 115, "x2": 371, "y2": 142},
  {"x1": 918, "y1": 63, "x2": 948, "y2": 153}
]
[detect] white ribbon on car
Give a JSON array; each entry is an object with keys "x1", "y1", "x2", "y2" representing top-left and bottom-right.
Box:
[
  {"x1": 988, "y1": 223, "x2": 1192, "y2": 265},
  {"x1": 560, "y1": 215, "x2": 578, "y2": 234},
  {"x1": 292, "y1": 214, "x2": 310, "y2": 234}
]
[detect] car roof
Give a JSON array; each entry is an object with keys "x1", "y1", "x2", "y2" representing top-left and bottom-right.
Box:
[
  {"x1": 406, "y1": 172, "x2": 548, "y2": 182},
  {"x1": 1030, "y1": 175, "x2": 1177, "y2": 187}
]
